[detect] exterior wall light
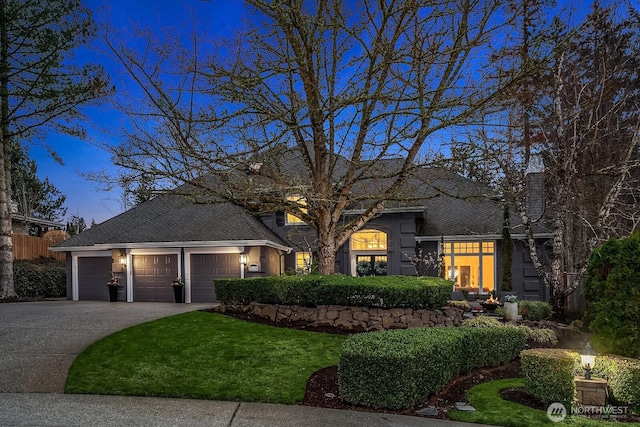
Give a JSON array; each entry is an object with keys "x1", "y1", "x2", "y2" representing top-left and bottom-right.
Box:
[{"x1": 239, "y1": 253, "x2": 248, "y2": 265}]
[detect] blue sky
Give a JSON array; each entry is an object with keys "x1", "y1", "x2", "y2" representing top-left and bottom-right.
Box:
[
  {"x1": 32, "y1": 0, "x2": 244, "y2": 225},
  {"x1": 30, "y1": 0, "x2": 630, "y2": 226}
]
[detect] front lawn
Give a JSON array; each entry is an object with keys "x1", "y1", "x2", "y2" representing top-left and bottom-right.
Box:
[
  {"x1": 65, "y1": 311, "x2": 346, "y2": 404},
  {"x1": 450, "y1": 378, "x2": 640, "y2": 427}
]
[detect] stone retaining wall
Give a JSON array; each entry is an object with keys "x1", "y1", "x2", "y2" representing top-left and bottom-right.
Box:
[{"x1": 217, "y1": 302, "x2": 465, "y2": 332}]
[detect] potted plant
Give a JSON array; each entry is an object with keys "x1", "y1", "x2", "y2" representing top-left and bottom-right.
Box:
[
  {"x1": 504, "y1": 294, "x2": 518, "y2": 322},
  {"x1": 171, "y1": 277, "x2": 184, "y2": 303},
  {"x1": 107, "y1": 276, "x2": 120, "y2": 302}
]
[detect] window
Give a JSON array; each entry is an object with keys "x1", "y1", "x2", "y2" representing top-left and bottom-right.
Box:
[
  {"x1": 356, "y1": 255, "x2": 387, "y2": 276},
  {"x1": 295, "y1": 252, "x2": 312, "y2": 274},
  {"x1": 442, "y1": 241, "x2": 495, "y2": 293},
  {"x1": 351, "y1": 229, "x2": 387, "y2": 250},
  {"x1": 285, "y1": 195, "x2": 307, "y2": 224},
  {"x1": 351, "y1": 229, "x2": 388, "y2": 276}
]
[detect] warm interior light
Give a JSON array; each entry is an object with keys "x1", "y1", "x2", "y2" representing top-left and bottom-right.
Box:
[{"x1": 239, "y1": 253, "x2": 248, "y2": 265}]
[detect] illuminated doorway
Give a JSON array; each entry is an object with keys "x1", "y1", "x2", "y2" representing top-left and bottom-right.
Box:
[{"x1": 351, "y1": 229, "x2": 388, "y2": 276}]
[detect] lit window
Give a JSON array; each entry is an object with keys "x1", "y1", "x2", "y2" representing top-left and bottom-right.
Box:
[
  {"x1": 286, "y1": 195, "x2": 307, "y2": 224},
  {"x1": 295, "y1": 252, "x2": 312, "y2": 273},
  {"x1": 351, "y1": 229, "x2": 387, "y2": 251},
  {"x1": 442, "y1": 241, "x2": 495, "y2": 293}
]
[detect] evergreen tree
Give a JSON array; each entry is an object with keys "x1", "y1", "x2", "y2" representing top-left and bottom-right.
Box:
[
  {"x1": 66, "y1": 215, "x2": 86, "y2": 236},
  {"x1": 0, "y1": 0, "x2": 110, "y2": 299},
  {"x1": 11, "y1": 142, "x2": 67, "y2": 230}
]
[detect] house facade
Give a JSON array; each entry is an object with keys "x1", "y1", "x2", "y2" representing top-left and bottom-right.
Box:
[{"x1": 52, "y1": 167, "x2": 550, "y2": 303}]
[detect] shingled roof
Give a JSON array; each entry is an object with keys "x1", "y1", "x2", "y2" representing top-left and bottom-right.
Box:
[{"x1": 53, "y1": 194, "x2": 288, "y2": 249}]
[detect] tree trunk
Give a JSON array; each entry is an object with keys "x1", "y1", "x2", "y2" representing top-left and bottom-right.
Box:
[
  {"x1": 0, "y1": 0, "x2": 15, "y2": 300},
  {"x1": 550, "y1": 286, "x2": 565, "y2": 319},
  {"x1": 317, "y1": 231, "x2": 337, "y2": 275}
]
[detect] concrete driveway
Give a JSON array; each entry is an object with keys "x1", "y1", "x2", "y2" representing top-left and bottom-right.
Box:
[{"x1": 0, "y1": 300, "x2": 215, "y2": 393}]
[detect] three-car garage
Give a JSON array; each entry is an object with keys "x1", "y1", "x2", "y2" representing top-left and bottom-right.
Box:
[{"x1": 67, "y1": 246, "x2": 280, "y2": 303}]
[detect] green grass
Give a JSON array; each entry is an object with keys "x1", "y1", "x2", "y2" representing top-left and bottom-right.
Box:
[
  {"x1": 450, "y1": 378, "x2": 640, "y2": 427},
  {"x1": 65, "y1": 311, "x2": 346, "y2": 404}
]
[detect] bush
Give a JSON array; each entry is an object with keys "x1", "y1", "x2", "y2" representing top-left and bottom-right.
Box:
[
  {"x1": 523, "y1": 327, "x2": 558, "y2": 345},
  {"x1": 447, "y1": 300, "x2": 471, "y2": 312},
  {"x1": 584, "y1": 234, "x2": 640, "y2": 357},
  {"x1": 593, "y1": 355, "x2": 640, "y2": 408},
  {"x1": 215, "y1": 275, "x2": 452, "y2": 310},
  {"x1": 13, "y1": 258, "x2": 66, "y2": 299},
  {"x1": 461, "y1": 315, "x2": 503, "y2": 328},
  {"x1": 518, "y1": 300, "x2": 552, "y2": 321},
  {"x1": 338, "y1": 326, "x2": 526, "y2": 409},
  {"x1": 520, "y1": 349, "x2": 576, "y2": 406}
]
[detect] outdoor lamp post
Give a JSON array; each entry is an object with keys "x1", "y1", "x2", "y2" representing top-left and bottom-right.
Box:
[{"x1": 581, "y1": 342, "x2": 597, "y2": 380}]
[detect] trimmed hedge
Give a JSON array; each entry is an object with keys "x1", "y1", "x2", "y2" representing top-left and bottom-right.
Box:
[
  {"x1": 214, "y1": 275, "x2": 452, "y2": 310},
  {"x1": 13, "y1": 259, "x2": 66, "y2": 299},
  {"x1": 522, "y1": 349, "x2": 640, "y2": 409},
  {"x1": 520, "y1": 348, "x2": 576, "y2": 406},
  {"x1": 593, "y1": 355, "x2": 640, "y2": 408},
  {"x1": 338, "y1": 326, "x2": 526, "y2": 409}
]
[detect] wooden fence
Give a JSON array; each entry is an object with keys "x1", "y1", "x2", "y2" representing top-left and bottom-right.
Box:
[{"x1": 13, "y1": 234, "x2": 65, "y2": 261}]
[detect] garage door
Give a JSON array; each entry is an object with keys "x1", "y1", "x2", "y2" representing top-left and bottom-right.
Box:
[
  {"x1": 78, "y1": 257, "x2": 116, "y2": 301},
  {"x1": 133, "y1": 254, "x2": 178, "y2": 302},
  {"x1": 190, "y1": 254, "x2": 241, "y2": 302}
]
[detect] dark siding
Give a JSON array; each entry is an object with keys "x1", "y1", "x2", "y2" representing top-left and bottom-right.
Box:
[
  {"x1": 78, "y1": 257, "x2": 115, "y2": 301},
  {"x1": 512, "y1": 240, "x2": 547, "y2": 301},
  {"x1": 268, "y1": 211, "x2": 421, "y2": 276}
]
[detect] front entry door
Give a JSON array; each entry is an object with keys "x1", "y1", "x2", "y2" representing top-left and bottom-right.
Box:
[{"x1": 356, "y1": 255, "x2": 387, "y2": 276}]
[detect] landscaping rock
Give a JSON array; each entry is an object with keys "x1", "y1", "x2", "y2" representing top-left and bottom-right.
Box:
[
  {"x1": 382, "y1": 315, "x2": 394, "y2": 329},
  {"x1": 415, "y1": 406, "x2": 438, "y2": 416},
  {"x1": 353, "y1": 311, "x2": 369, "y2": 322},
  {"x1": 262, "y1": 305, "x2": 276, "y2": 322},
  {"x1": 408, "y1": 318, "x2": 424, "y2": 328},
  {"x1": 455, "y1": 402, "x2": 476, "y2": 411},
  {"x1": 219, "y1": 303, "x2": 464, "y2": 332},
  {"x1": 334, "y1": 319, "x2": 353, "y2": 330}
]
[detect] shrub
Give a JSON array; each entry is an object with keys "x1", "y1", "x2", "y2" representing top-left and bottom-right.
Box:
[
  {"x1": 447, "y1": 300, "x2": 471, "y2": 312},
  {"x1": 13, "y1": 259, "x2": 66, "y2": 299},
  {"x1": 524, "y1": 327, "x2": 558, "y2": 345},
  {"x1": 593, "y1": 355, "x2": 640, "y2": 408},
  {"x1": 339, "y1": 326, "x2": 526, "y2": 409},
  {"x1": 461, "y1": 315, "x2": 503, "y2": 328},
  {"x1": 518, "y1": 300, "x2": 552, "y2": 321},
  {"x1": 584, "y1": 234, "x2": 640, "y2": 357},
  {"x1": 510, "y1": 325, "x2": 558, "y2": 346},
  {"x1": 215, "y1": 275, "x2": 452, "y2": 310},
  {"x1": 520, "y1": 348, "x2": 575, "y2": 406}
]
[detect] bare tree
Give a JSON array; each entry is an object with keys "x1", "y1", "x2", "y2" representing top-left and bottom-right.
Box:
[
  {"x1": 0, "y1": 0, "x2": 110, "y2": 299},
  {"x1": 488, "y1": 3, "x2": 640, "y2": 315},
  {"x1": 103, "y1": 0, "x2": 523, "y2": 274}
]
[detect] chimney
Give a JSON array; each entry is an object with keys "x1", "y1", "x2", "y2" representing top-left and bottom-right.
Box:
[{"x1": 525, "y1": 154, "x2": 544, "y2": 220}]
